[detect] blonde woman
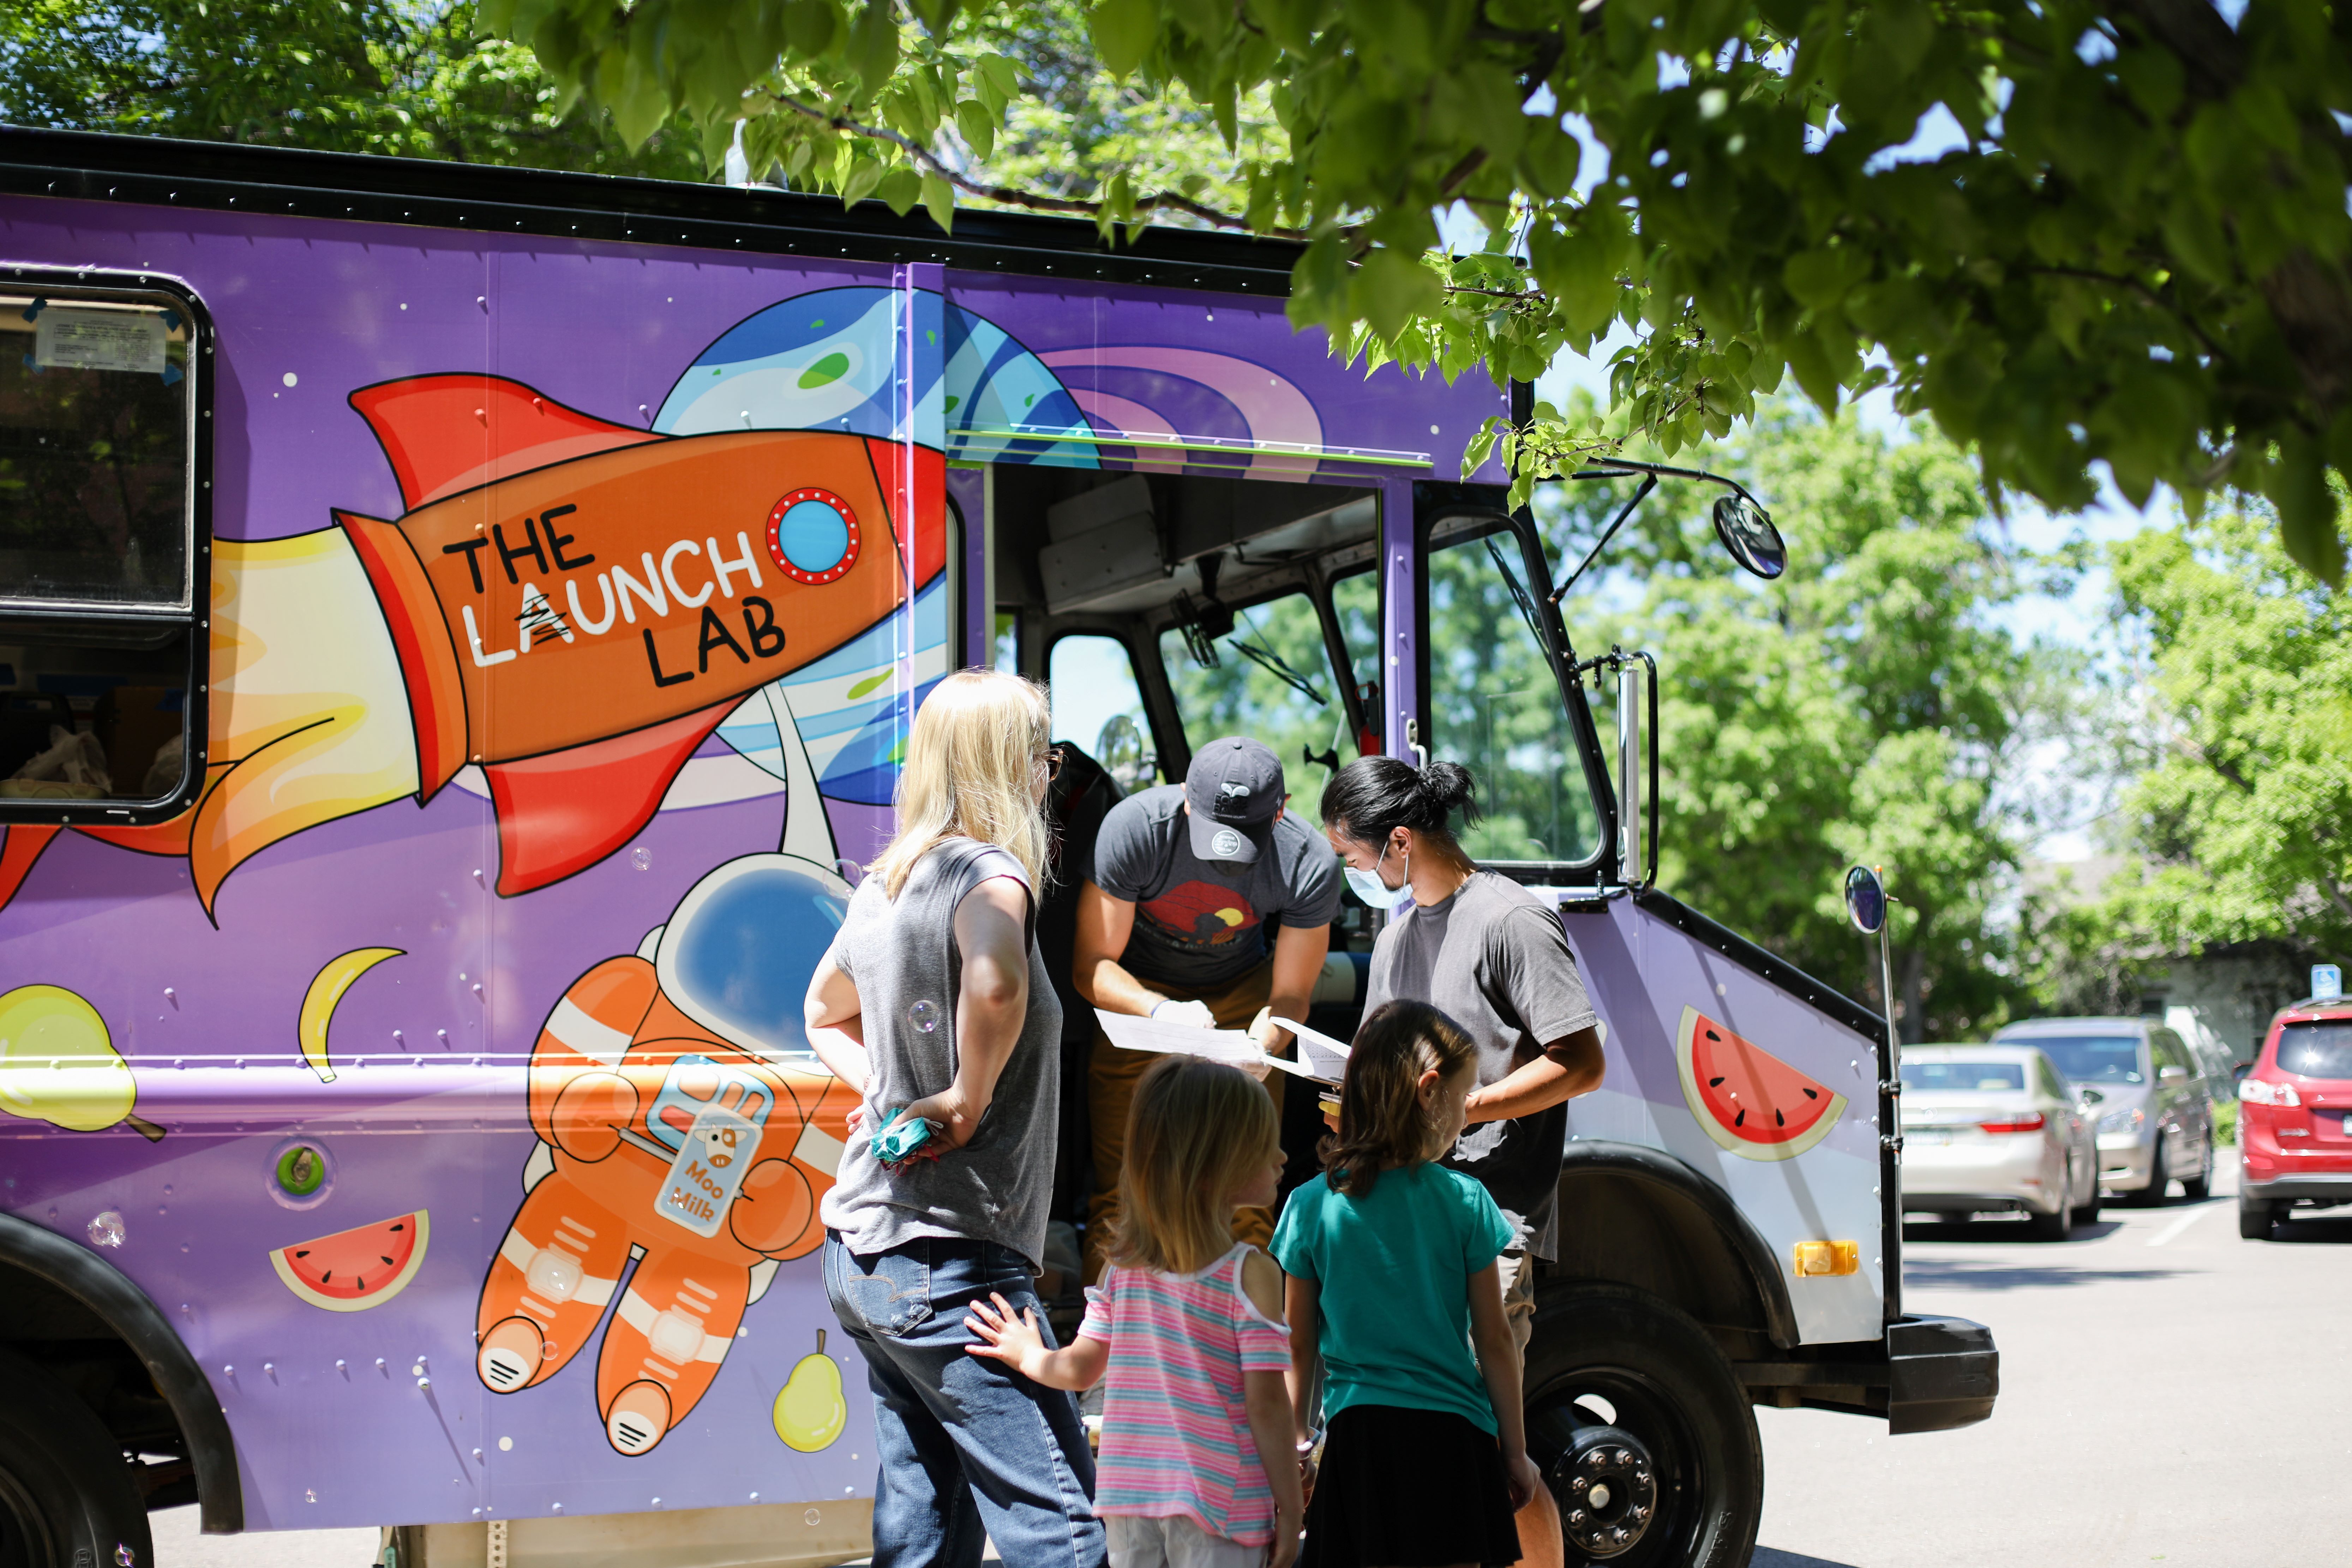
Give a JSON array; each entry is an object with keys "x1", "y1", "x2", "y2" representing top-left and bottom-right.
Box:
[{"x1": 805, "y1": 669, "x2": 1105, "y2": 1568}]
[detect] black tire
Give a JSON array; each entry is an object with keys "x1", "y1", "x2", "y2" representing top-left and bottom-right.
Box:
[
  {"x1": 1522, "y1": 1283, "x2": 1760, "y2": 1568},
  {"x1": 2238, "y1": 1194, "x2": 2277, "y2": 1240},
  {"x1": 0, "y1": 1343, "x2": 151, "y2": 1568},
  {"x1": 2181, "y1": 1133, "x2": 2213, "y2": 1202},
  {"x1": 2028, "y1": 1194, "x2": 2073, "y2": 1242},
  {"x1": 2127, "y1": 1139, "x2": 2168, "y2": 1207}
]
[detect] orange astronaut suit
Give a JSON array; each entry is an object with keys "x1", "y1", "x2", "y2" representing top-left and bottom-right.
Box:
[{"x1": 474, "y1": 954, "x2": 857, "y2": 1455}]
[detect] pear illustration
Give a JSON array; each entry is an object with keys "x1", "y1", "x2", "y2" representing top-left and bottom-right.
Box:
[
  {"x1": 0, "y1": 985, "x2": 162, "y2": 1140},
  {"x1": 773, "y1": 1328, "x2": 846, "y2": 1452}
]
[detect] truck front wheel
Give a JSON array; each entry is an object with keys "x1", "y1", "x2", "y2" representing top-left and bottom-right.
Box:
[
  {"x1": 0, "y1": 1345, "x2": 151, "y2": 1568},
  {"x1": 1522, "y1": 1283, "x2": 1762, "y2": 1568}
]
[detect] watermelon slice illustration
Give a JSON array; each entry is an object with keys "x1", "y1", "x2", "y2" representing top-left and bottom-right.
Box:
[
  {"x1": 268, "y1": 1210, "x2": 430, "y2": 1311},
  {"x1": 1675, "y1": 1007, "x2": 1846, "y2": 1161}
]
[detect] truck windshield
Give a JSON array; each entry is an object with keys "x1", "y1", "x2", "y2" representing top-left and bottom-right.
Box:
[
  {"x1": 2277, "y1": 1021, "x2": 2352, "y2": 1080},
  {"x1": 1425, "y1": 526, "x2": 1601, "y2": 864},
  {"x1": 2027, "y1": 1036, "x2": 2144, "y2": 1085},
  {"x1": 1902, "y1": 1062, "x2": 2026, "y2": 1092},
  {"x1": 1160, "y1": 591, "x2": 1351, "y2": 804}
]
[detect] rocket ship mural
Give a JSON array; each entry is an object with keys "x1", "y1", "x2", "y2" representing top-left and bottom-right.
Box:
[{"x1": 331, "y1": 372, "x2": 939, "y2": 893}]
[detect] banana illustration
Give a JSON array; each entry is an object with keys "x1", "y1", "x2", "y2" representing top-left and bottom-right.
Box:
[{"x1": 298, "y1": 948, "x2": 404, "y2": 1083}]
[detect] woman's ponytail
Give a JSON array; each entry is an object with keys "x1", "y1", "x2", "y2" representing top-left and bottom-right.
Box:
[{"x1": 1319, "y1": 755, "x2": 1482, "y2": 848}]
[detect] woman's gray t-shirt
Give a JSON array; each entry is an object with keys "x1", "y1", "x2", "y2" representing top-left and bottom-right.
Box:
[
  {"x1": 817, "y1": 837, "x2": 1063, "y2": 1269},
  {"x1": 1363, "y1": 870, "x2": 1598, "y2": 1261}
]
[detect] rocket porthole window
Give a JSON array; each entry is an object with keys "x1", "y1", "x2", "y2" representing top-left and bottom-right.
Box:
[{"x1": 766, "y1": 489, "x2": 859, "y2": 585}]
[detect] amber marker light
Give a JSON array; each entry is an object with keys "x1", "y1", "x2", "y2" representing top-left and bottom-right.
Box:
[{"x1": 1792, "y1": 1240, "x2": 1861, "y2": 1277}]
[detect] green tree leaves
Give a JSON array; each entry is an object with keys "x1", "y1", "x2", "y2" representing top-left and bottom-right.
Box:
[
  {"x1": 2097, "y1": 504, "x2": 2352, "y2": 963},
  {"x1": 452, "y1": 0, "x2": 2352, "y2": 585},
  {"x1": 0, "y1": 0, "x2": 703, "y2": 178},
  {"x1": 1565, "y1": 402, "x2": 2056, "y2": 1039}
]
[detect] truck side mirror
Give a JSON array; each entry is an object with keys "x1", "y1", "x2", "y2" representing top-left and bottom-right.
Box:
[
  {"x1": 1712, "y1": 494, "x2": 1787, "y2": 580},
  {"x1": 1844, "y1": 865, "x2": 1886, "y2": 935}
]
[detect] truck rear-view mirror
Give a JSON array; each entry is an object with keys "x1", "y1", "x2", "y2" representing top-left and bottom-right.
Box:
[
  {"x1": 1844, "y1": 865, "x2": 1886, "y2": 935},
  {"x1": 1712, "y1": 494, "x2": 1787, "y2": 580}
]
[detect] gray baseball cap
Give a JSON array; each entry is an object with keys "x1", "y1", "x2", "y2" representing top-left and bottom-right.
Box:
[{"x1": 1185, "y1": 737, "x2": 1285, "y2": 864}]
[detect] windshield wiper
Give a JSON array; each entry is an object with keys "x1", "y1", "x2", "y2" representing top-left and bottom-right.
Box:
[{"x1": 1226, "y1": 616, "x2": 1328, "y2": 707}]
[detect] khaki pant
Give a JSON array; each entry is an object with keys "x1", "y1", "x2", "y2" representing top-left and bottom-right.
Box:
[
  {"x1": 1496, "y1": 1248, "x2": 1538, "y2": 1359},
  {"x1": 1085, "y1": 957, "x2": 1284, "y2": 1284}
]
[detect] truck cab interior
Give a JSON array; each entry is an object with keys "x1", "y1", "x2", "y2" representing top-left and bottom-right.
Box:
[{"x1": 990, "y1": 463, "x2": 1624, "y2": 1303}]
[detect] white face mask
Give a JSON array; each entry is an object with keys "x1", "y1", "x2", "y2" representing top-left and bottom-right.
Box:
[{"x1": 1345, "y1": 839, "x2": 1415, "y2": 911}]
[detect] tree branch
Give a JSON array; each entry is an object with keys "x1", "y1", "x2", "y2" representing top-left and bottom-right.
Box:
[{"x1": 764, "y1": 90, "x2": 1307, "y2": 238}]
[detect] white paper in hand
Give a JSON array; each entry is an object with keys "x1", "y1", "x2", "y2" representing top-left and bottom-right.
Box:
[
  {"x1": 1270, "y1": 1017, "x2": 1352, "y2": 1083},
  {"x1": 1093, "y1": 1008, "x2": 1264, "y2": 1066}
]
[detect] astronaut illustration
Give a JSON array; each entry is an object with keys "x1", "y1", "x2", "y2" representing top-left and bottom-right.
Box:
[{"x1": 474, "y1": 850, "x2": 860, "y2": 1456}]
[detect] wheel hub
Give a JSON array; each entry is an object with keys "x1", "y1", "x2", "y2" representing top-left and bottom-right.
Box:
[{"x1": 1552, "y1": 1424, "x2": 1658, "y2": 1560}]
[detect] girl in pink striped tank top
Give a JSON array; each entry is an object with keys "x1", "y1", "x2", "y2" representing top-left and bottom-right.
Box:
[{"x1": 966, "y1": 1054, "x2": 1304, "y2": 1567}]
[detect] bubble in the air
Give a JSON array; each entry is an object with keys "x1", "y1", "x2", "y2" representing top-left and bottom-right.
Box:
[
  {"x1": 88, "y1": 1210, "x2": 126, "y2": 1248},
  {"x1": 908, "y1": 999, "x2": 941, "y2": 1033}
]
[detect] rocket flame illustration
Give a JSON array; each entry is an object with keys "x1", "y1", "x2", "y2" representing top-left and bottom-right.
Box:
[{"x1": 0, "y1": 372, "x2": 944, "y2": 915}]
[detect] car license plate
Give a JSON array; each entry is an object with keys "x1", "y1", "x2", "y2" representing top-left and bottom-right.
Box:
[{"x1": 1914, "y1": 1130, "x2": 1953, "y2": 1147}]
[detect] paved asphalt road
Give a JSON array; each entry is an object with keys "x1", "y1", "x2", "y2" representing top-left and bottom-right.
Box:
[
  {"x1": 154, "y1": 1162, "x2": 2347, "y2": 1568},
  {"x1": 1752, "y1": 1161, "x2": 2352, "y2": 1568}
]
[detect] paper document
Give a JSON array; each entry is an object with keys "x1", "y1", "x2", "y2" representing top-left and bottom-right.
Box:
[
  {"x1": 1093, "y1": 1009, "x2": 1352, "y2": 1085},
  {"x1": 1094, "y1": 1008, "x2": 1265, "y2": 1063},
  {"x1": 1270, "y1": 1017, "x2": 1352, "y2": 1082}
]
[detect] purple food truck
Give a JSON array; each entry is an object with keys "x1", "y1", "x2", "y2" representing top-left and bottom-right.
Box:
[{"x1": 0, "y1": 127, "x2": 1995, "y2": 1568}]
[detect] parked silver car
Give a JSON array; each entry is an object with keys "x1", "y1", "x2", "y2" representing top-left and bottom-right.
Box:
[
  {"x1": 1993, "y1": 1017, "x2": 2216, "y2": 1204},
  {"x1": 1899, "y1": 1044, "x2": 2100, "y2": 1240}
]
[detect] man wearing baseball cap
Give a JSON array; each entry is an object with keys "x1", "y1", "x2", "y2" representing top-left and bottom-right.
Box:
[{"x1": 1073, "y1": 735, "x2": 1342, "y2": 1282}]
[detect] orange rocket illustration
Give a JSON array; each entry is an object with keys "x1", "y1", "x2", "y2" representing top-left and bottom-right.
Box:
[
  {"x1": 335, "y1": 373, "x2": 941, "y2": 894},
  {"x1": 0, "y1": 370, "x2": 946, "y2": 916}
]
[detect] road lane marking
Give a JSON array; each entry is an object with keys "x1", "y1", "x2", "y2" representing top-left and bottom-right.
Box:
[{"x1": 2146, "y1": 1204, "x2": 2221, "y2": 1247}]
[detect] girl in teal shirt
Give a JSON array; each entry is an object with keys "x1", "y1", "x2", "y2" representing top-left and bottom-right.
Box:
[{"x1": 1272, "y1": 1000, "x2": 1538, "y2": 1567}]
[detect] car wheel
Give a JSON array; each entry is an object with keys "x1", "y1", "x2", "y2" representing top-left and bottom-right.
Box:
[
  {"x1": 0, "y1": 1343, "x2": 151, "y2": 1568},
  {"x1": 1523, "y1": 1283, "x2": 1761, "y2": 1568},
  {"x1": 2028, "y1": 1192, "x2": 2074, "y2": 1241},
  {"x1": 2127, "y1": 1139, "x2": 2169, "y2": 1207},
  {"x1": 2181, "y1": 1132, "x2": 2213, "y2": 1202},
  {"x1": 2238, "y1": 1193, "x2": 2277, "y2": 1240}
]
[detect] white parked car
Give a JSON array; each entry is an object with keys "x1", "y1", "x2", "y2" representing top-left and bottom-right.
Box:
[{"x1": 1899, "y1": 1044, "x2": 2101, "y2": 1240}]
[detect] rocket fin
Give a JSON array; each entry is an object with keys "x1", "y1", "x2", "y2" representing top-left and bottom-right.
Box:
[
  {"x1": 863, "y1": 438, "x2": 948, "y2": 587},
  {"x1": 0, "y1": 824, "x2": 60, "y2": 911},
  {"x1": 349, "y1": 374, "x2": 662, "y2": 511},
  {"x1": 482, "y1": 703, "x2": 734, "y2": 896}
]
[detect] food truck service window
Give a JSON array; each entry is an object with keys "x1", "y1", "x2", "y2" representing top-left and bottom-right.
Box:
[{"x1": 0, "y1": 280, "x2": 204, "y2": 822}]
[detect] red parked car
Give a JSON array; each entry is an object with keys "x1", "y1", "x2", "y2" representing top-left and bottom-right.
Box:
[{"x1": 2238, "y1": 998, "x2": 2352, "y2": 1238}]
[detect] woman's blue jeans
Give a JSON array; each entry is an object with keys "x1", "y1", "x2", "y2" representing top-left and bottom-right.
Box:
[{"x1": 823, "y1": 1232, "x2": 1106, "y2": 1568}]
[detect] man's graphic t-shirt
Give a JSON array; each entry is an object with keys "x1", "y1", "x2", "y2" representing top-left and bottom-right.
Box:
[{"x1": 1092, "y1": 785, "x2": 1342, "y2": 991}]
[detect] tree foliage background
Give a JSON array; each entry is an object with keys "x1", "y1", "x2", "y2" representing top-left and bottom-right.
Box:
[
  {"x1": 1549, "y1": 403, "x2": 2073, "y2": 1040},
  {"x1": 456, "y1": 0, "x2": 2352, "y2": 585},
  {"x1": 0, "y1": 0, "x2": 702, "y2": 175}
]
